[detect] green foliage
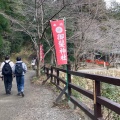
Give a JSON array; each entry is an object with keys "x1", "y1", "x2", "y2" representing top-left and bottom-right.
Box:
[
  {"x1": 101, "y1": 83, "x2": 120, "y2": 119},
  {"x1": 5, "y1": 1, "x2": 25, "y2": 20},
  {"x1": 22, "y1": 33, "x2": 31, "y2": 44},
  {"x1": 67, "y1": 42, "x2": 75, "y2": 62},
  {"x1": 0, "y1": 35, "x2": 3, "y2": 48},
  {"x1": 42, "y1": 40, "x2": 52, "y2": 63},
  {"x1": 102, "y1": 83, "x2": 120, "y2": 102},
  {"x1": 0, "y1": 0, "x2": 27, "y2": 57},
  {"x1": 0, "y1": 1, "x2": 11, "y2": 56},
  {"x1": 0, "y1": 0, "x2": 7, "y2": 10},
  {"x1": 11, "y1": 32, "x2": 24, "y2": 53},
  {"x1": 45, "y1": 28, "x2": 52, "y2": 38},
  {"x1": 108, "y1": 2, "x2": 120, "y2": 20},
  {"x1": 0, "y1": 14, "x2": 9, "y2": 33},
  {"x1": 66, "y1": 29, "x2": 73, "y2": 38},
  {"x1": 68, "y1": 55, "x2": 75, "y2": 62},
  {"x1": 0, "y1": 40, "x2": 11, "y2": 56},
  {"x1": 0, "y1": 13, "x2": 9, "y2": 56}
]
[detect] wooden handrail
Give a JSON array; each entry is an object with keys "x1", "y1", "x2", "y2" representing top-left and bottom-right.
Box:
[
  {"x1": 52, "y1": 67, "x2": 120, "y2": 86},
  {"x1": 44, "y1": 65, "x2": 120, "y2": 120}
]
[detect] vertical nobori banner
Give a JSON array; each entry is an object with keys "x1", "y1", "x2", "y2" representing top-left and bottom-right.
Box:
[
  {"x1": 50, "y1": 20, "x2": 67, "y2": 65},
  {"x1": 40, "y1": 44, "x2": 44, "y2": 62}
]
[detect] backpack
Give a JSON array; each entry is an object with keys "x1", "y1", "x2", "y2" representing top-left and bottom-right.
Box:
[
  {"x1": 15, "y1": 62, "x2": 23, "y2": 76},
  {"x1": 2, "y1": 61, "x2": 12, "y2": 75}
]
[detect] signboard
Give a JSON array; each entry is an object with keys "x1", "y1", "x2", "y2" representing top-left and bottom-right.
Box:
[{"x1": 50, "y1": 19, "x2": 67, "y2": 65}]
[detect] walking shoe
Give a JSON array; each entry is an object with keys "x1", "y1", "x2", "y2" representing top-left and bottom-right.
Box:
[
  {"x1": 21, "y1": 92, "x2": 24, "y2": 97},
  {"x1": 8, "y1": 91, "x2": 11, "y2": 94},
  {"x1": 17, "y1": 93, "x2": 21, "y2": 96},
  {"x1": 7, "y1": 90, "x2": 11, "y2": 95}
]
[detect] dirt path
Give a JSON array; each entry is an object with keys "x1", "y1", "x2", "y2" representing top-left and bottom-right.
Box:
[{"x1": 0, "y1": 70, "x2": 80, "y2": 120}]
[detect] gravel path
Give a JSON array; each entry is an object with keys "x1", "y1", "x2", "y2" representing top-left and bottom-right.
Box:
[{"x1": 0, "y1": 70, "x2": 80, "y2": 120}]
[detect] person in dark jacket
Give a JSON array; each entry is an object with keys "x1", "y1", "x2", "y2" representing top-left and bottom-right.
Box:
[
  {"x1": 13, "y1": 57, "x2": 27, "y2": 97},
  {"x1": 0, "y1": 56, "x2": 14, "y2": 94}
]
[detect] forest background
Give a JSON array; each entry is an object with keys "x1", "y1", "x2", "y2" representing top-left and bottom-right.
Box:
[{"x1": 0, "y1": 0, "x2": 120, "y2": 71}]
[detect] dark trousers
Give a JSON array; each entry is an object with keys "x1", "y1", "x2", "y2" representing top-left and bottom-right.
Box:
[{"x1": 4, "y1": 75, "x2": 12, "y2": 93}]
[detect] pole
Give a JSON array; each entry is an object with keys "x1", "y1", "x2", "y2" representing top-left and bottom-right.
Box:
[
  {"x1": 64, "y1": 17, "x2": 70, "y2": 100},
  {"x1": 66, "y1": 65, "x2": 69, "y2": 100}
]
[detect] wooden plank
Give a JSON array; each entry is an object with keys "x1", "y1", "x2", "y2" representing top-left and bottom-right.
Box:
[
  {"x1": 69, "y1": 83, "x2": 93, "y2": 100},
  {"x1": 97, "y1": 96, "x2": 120, "y2": 115},
  {"x1": 68, "y1": 71, "x2": 120, "y2": 86},
  {"x1": 55, "y1": 86, "x2": 67, "y2": 103},
  {"x1": 51, "y1": 67, "x2": 120, "y2": 86},
  {"x1": 70, "y1": 96, "x2": 94, "y2": 119}
]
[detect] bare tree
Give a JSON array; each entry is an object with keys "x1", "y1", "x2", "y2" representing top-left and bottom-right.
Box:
[{"x1": 1, "y1": 0, "x2": 120, "y2": 73}]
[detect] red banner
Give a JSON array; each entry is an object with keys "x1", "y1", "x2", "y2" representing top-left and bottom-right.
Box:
[
  {"x1": 50, "y1": 20, "x2": 67, "y2": 65},
  {"x1": 40, "y1": 44, "x2": 44, "y2": 62}
]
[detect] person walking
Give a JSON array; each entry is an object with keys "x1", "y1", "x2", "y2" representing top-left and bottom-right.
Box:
[
  {"x1": 31, "y1": 58, "x2": 36, "y2": 70},
  {"x1": 0, "y1": 56, "x2": 14, "y2": 94},
  {"x1": 13, "y1": 57, "x2": 27, "y2": 97}
]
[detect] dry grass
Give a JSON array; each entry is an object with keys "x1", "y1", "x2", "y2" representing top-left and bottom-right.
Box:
[
  {"x1": 52, "y1": 99, "x2": 70, "y2": 109},
  {"x1": 31, "y1": 74, "x2": 47, "y2": 86}
]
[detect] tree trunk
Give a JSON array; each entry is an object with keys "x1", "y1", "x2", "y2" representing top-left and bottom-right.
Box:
[{"x1": 36, "y1": 49, "x2": 41, "y2": 77}]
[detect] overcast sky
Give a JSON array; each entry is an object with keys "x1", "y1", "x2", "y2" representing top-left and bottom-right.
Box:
[{"x1": 104, "y1": 0, "x2": 120, "y2": 8}]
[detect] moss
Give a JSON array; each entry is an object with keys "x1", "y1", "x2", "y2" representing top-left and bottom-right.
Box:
[{"x1": 99, "y1": 26, "x2": 107, "y2": 31}]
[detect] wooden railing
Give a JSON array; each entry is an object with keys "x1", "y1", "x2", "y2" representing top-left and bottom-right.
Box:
[{"x1": 43, "y1": 65, "x2": 120, "y2": 120}]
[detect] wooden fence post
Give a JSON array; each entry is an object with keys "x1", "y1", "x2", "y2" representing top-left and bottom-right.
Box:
[
  {"x1": 46, "y1": 68, "x2": 49, "y2": 78},
  {"x1": 57, "y1": 69, "x2": 59, "y2": 86},
  {"x1": 67, "y1": 64, "x2": 71, "y2": 96},
  {"x1": 94, "y1": 80, "x2": 102, "y2": 119},
  {"x1": 51, "y1": 66, "x2": 53, "y2": 82}
]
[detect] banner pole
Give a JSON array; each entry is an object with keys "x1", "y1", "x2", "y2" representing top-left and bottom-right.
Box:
[
  {"x1": 64, "y1": 17, "x2": 69, "y2": 101},
  {"x1": 66, "y1": 64, "x2": 70, "y2": 101},
  {"x1": 50, "y1": 19, "x2": 68, "y2": 103}
]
